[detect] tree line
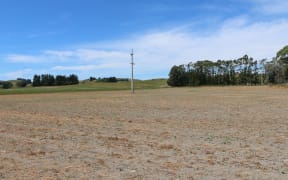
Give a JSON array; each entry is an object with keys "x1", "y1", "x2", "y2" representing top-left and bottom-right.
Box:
[
  {"x1": 168, "y1": 46, "x2": 288, "y2": 86},
  {"x1": 32, "y1": 74, "x2": 79, "y2": 87},
  {"x1": 88, "y1": 76, "x2": 129, "y2": 82},
  {"x1": 89, "y1": 76, "x2": 118, "y2": 82},
  {"x1": 1, "y1": 74, "x2": 128, "y2": 89}
]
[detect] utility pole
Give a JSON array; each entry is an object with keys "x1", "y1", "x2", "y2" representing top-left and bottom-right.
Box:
[{"x1": 130, "y1": 49, "x2": 135, "y2": 94}]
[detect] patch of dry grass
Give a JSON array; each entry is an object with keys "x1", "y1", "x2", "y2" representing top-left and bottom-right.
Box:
[{"x1": 0, "y1": 86, "x2": 288, "y2": 179}]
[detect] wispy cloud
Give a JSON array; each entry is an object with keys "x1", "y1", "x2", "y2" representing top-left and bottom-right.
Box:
[
  {"x1": 6, "y1": 55, "x2": 43, "y2": 63},
  {"x1": 26, "y1": 31, "x2": 64, "y2": 39},
  {"x1": 111, "y1": 17, "x2": 288, "y2": 64},
  {"x1": 44, "y1": 50, "x2": 75, "y2": 61},
  {"x1": 4, "y1": 15, "x2": 288, "y2": 79},
  {"x1": 252, "y1": 0, "x2": 288, "y2": 15},
  {"x1": 75, "y1": 49, "x2": 127, "y2": 61},
  {"x1": 52, "y1": 65, "x2": 98, "y2": 71},
  {"x1": 4, "y1": 69, "x2": 33, "y2": 80},
  {"x1": 52, "y1": 62, "x2": 127, "y2": 71},
  {"x1": 43, "y1": 49, "x2": 128, "y2": 62},
  {"x1": 62, "y1": 17, "x2": 288, "y2": 78}
]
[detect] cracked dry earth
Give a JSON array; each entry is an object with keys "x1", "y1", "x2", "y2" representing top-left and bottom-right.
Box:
[{"x1": 0, "y1": 86, "x2": 288, "y2": 179}]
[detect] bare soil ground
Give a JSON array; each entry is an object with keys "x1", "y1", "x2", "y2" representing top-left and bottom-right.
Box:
[{"x1": 0, "y1": 86, "x2": 288, "y2": 179}]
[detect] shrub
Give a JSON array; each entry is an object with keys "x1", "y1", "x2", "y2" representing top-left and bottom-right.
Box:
[
  {"x1": 97, "y1": 77, "x2": 118, "y2": 82},
  {"x1": 17, "y1": 78, "x2": 31, "y2": 85},
  {"x1": 16, "y1": 80, "x2": 27, "y2": 88},
  {"x1": 89, "y1": 77, "x2": 96, "y2": 81},
  {"x1": 2, "y1": 81, "x2": 13, "y2": 89}
]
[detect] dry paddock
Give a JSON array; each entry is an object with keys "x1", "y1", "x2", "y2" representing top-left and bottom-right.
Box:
[{"x1": 0, "y1": 86, "x2": 288, "y2": 179}]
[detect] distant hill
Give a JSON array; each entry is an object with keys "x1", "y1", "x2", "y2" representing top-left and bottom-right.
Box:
[{"x1": 0, "y1": 78, "x2": 168, "y2": 95}]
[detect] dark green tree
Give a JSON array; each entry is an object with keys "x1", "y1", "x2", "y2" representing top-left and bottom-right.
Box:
[
  {"x1": 89, "y1": 76, "x2": 96, "y2": 81},
  {"x1": 55, "y1": 75, "x2": 67, "y2": 86},
  {"x1": 41, "y1": 74, "x2": 55, "y2": 86},
  {"x1": 67, "y1": 74, "x2": 79, "y2": 85},
  {"x1": 2, "y1": 81, "x2": 13, "y2": 89},
  {"x1": 265, "y1": 59, "x2": 285, "y2": 84},
  {"x1": 276, "y1": 45, "x2": 288, "y2": 81},
  {"x1": 167, "y1": 55, "x2": 266, "y2": 87},
  {"x1": 167, "y1": 65, "x2": 187, "y2": 86},
  {"x1": 277, "y1": 45, "x2": 288, "y2": 63},
  {"x1": 32, "y1": 75, "x2": 41, "y2": 87}
]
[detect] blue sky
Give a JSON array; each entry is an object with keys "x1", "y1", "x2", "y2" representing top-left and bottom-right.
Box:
[{"x1": 1, "y1": 0, "x2": 288, "y2": 80}]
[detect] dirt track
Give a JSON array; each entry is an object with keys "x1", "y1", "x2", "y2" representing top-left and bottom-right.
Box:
[{"x1": 0, "y1": 86, "x2": 288, "y2": 179}]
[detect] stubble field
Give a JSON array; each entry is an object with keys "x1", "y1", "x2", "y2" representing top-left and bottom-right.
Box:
[{"x1": 0, "y1": 86, "x2": 288, "y2": 179}]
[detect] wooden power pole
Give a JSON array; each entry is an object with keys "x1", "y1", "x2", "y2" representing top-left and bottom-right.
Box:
[{"x1": 130, "y1": 49, "x2": 135, "y2": 94}]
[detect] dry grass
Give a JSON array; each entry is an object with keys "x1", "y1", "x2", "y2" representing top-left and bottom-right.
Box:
[{"x1": 0, "y1": 86, "x2": 288, "y2": 179}]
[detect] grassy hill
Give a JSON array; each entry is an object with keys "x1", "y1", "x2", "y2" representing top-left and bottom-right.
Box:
[{"x1": 0, "y1": 79, "x2": 168, "y2": 95}]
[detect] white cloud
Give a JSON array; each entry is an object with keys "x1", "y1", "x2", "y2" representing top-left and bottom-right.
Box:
[
  {"x1": 76, "y1": 49, "x2": 127, "y2": 60},
  {"x1": 109, "y1": 18, "x2": 288, "y2": 68},
  {"x1": 4, "y1": 69, "x2": 33, "y2": 80},
  {"x1": 52, "y1": 65, "x2": 98, "y2": 71},
  {"x1": 6, "y1": 55, "x2": 42, "y2": 63},
  {"x1": 4, "y1": 16, "x2": 288, "y2": 79},
  {"x1": 52, "y1": 62, "x2": 127, "y2": 71},
  {"x1": 43, "y1": 49, "x2": 128, "y2": 62},
  {"x1": 44, "y1": 50, "x2": 75, "y2": 59}
]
